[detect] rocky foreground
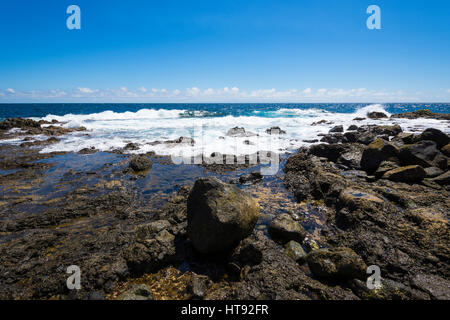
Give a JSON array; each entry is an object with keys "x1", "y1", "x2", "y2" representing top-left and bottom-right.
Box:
[{"x1": 0, "y1": 110, "x2": 449, "y2": 300}]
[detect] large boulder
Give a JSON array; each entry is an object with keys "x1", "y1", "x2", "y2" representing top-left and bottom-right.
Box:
[
  {"x1": 187, "y1": 178, "x2": 260, "y2": 254},
  {"x1": 305, "y1": 247, "x2": 367, "y2": 281},
  {"x1": 418, "y1": 128, "x2": 450, "y2": 149},
  {"x1": 309, "y1": 144, "x2": 347, "y2": 162},
  {"x1": 399, "y1": 141, "x2": 439, "y2": 168},
  {"x1": 381, "y1": 165, "x2": 426, "y2": 183},
  {"x1": 368, "y1": 111, "x2": 388, "y2": 119},
  {"x1": 372, "y1": 125, "x2": 403, "y2": 136},
  {"x1": 268, "y1": 214, "x2": 307, "y2": 244},
  {"x1": 360, "y1": 138, "x2": 399, "y2": 173}
]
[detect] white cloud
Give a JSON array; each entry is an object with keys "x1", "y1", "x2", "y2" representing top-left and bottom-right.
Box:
[
  {"x1": 0, "y1": 86, "x2": 447, "y2": 102},
  {"x1": 77, "y1": 87, "x2": 95, "y2": 94}
]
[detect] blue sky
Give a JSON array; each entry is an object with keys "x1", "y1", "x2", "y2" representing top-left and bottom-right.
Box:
[{"x1": 0, "y1": 0, "x2": 449, "y2": 102}]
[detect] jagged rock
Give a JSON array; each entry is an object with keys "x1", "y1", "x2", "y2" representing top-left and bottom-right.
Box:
[
  {"x1": 329, "y1": 125, "x2": 344, "y2": 133},
  {"x1": 431, "y1": 171, "x2": 450, "y2": 185},
  {"x1": 187, "y1": 178, "x2": 260, "y2": 254},
  {"x1": 309, "y1": 144, "x2": 347, "y2": 162},
  {"x1": 382, "y1": 165, "x2": 426, "y2": 183},
  {"x1": 320, "y1": 134, "x2": 343, "y2": 144},
  {"x1": 424, "y1": 167, "x2": 444, "y2": 178},
  {"x1": 124, "y1": 142, "x2": 140, "y2": 150},
  {"x1": 391, "y1": 109, "x2": 450, "y2": 120},
  {"x1": 268, "y1": 213, "x2": 307, "y2": 244},
  {"x1": 266, "y1": 126, "x2": 286, "y2": 135},
  {"x1": 368, "y1": 111, "x2": 388, "y2": 119},
  {"x1": 348, "y1": 125, "x2": 359, "y2": 131},
  {"x1": 226, "y1": 127, "x2": 255, "y2": 137},
  {"x1": 418, "y1": 128, "x2": 450, "y2": 149},
  {"x1": 410, "y1": 274, "x2": 450, "y2": 300},
  {"x1": 374, "y1": 161, "x2": 399, "y2": 178},
  {"x1": 336, "y1": 145, "x2": 364, "y2": 169},
  {"x1": 305, "y1": 247, "x2": 367, "y2": 281},
  {"x1": 360, "y1": 138, "x2": 399, "y2": 173},
  {"x1": 343, "y1": 131, "x2": 359, "y2": 143},
  {"x1": 372, "y1": 125, "x2": 403, "y2": 136},
  {"x1": 357, "y1": 132, "x2": 376, "y2": 145},
  {"x1": 399, "y1": 141, "x2": 439, "y2": 168},
  {"x1": 129, "y1": 155, "x2": 153, "y2": 172}
]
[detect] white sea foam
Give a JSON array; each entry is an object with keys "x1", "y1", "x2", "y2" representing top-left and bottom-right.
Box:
[{"x1": 38, "y1": 105, "x2": 450, "y2": 156}]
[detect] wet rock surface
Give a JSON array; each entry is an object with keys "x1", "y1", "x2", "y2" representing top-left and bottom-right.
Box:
[{"x1": 0, "y1": 113, "x2": 449, "y2": 300}]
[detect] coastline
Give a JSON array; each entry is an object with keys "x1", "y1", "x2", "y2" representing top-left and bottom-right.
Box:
[{"x1": 0, "y1": 108, "x2": 449, "y2": 300}]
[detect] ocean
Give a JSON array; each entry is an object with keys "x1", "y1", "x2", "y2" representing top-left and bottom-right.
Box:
[{"x1": 0, "y1": 103, "x2": 449, "y2": 156}]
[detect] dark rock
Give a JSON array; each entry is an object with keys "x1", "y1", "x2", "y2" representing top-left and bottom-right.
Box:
[
  {"x1": 336, "y1": 145, "x2": 364, "y2": 169},
  {"x1": 360, "y1": 138, "x2": 399, "y2": 173},
  {"x1": 442, "y1": 144, "x2": 450, "y2": 157},
  {"x1": 424, "y1": 167, "x2": 444, "y2": 178},
  {"x1": 329, "y1": 125, "x2": 344, "y2": 133},
  {"x1": 226, "y1": 127, "x2": 255, "y2": 137},
  {"x1": 239, "y1": 171, "x2": 263, "y2": 184},
  {"x1": 382, "y1": 165, "x2": 426, "y2": 183},
  {"x1": 268, "y1": 213, "x2": 307, "y2": 244},
  {"x1": 368, "y1": 112, "x2": 388, "y2": 119},
  {"x1": 129, "y1": 155, "x2": 153, "y2": 172},
  {"x1": 357, "y1": 132, "x2": 376, "y2": 145},
  {"x1": 391, "y1": 109, "x2": 450, "y2": 120},
  {"x1": 399, "y1": 141, "x2": 439, "y2": 168},
  {"x1": 343, "y1": 131, "x2": 359, "y2": 143},
  {"x1": 418, "y1": 128, "x2": 450, "y2": 149},
  {"x1": 187, "y1": 178, "x2": 260, "y2": 254},
  {"x1": 302, "y1": 139, "x2": 319, "y2": 143},
  {"x1": 374, "y1": 161, "x2": 399, "y2": 178},
  {"x1": 305, "y1": 247, "x2": 367, "y2": 281},
  {"x1": 320, "y1": 134, "x2": 342, "y2": 144},
  {"x1": 0, "y1": 118, "x2": 41, "y2": 130},
  {"x1": 266, "y1": 126, "x2": 286, "y2": 135},
  {"x1": 410, "y1": 274, "x2": 450, "y2": 300},
  {"x1": 347, "y1": 125, "x2": 359, "y2": 131},
  {"x1": 124, "y1": 143, "x2": 140, "y2": 151},
  {"x1": 353, "y1": 117, "x2": 366, "y2": 121},
  {"x1": 372, "y1": 125, "x2": 403, "y2": 136},
  {"x1": 309, "y1": 144, "x2": 347, "y2": 162},
  {"x1": 78, "y1": 147, "x2": 98, "y2": 154},
  {"x1": 431, "y1": 171, "x2": 450, "y2": 185}
]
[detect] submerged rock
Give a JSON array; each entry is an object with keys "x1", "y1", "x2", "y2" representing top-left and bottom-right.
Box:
[
  {"x1": 268, "y1": 213, "x2": 307, "y2": 244},
  {"x1": 187, "y1": 177, "x2": 260, "y2": 254},
  {"x1": 391, "y1": 109, "x2": 450, "y2": 120},
  {"x1": 305, "y1": 247, "x2": 367, "y2": 281},
  {"x1": 226, "y1": 127, "x2": 256, "y2": 137},
  {"x1": 129, "y1": 155, "x2": 153, "y2": 172},
  {"x1": 284, "y1": 241, "x2": 306, "y2": 262}
]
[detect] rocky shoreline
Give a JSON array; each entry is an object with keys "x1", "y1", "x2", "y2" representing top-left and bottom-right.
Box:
[{"x1": 0, "y1": 109, "x2": 449, "y2": 300}]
